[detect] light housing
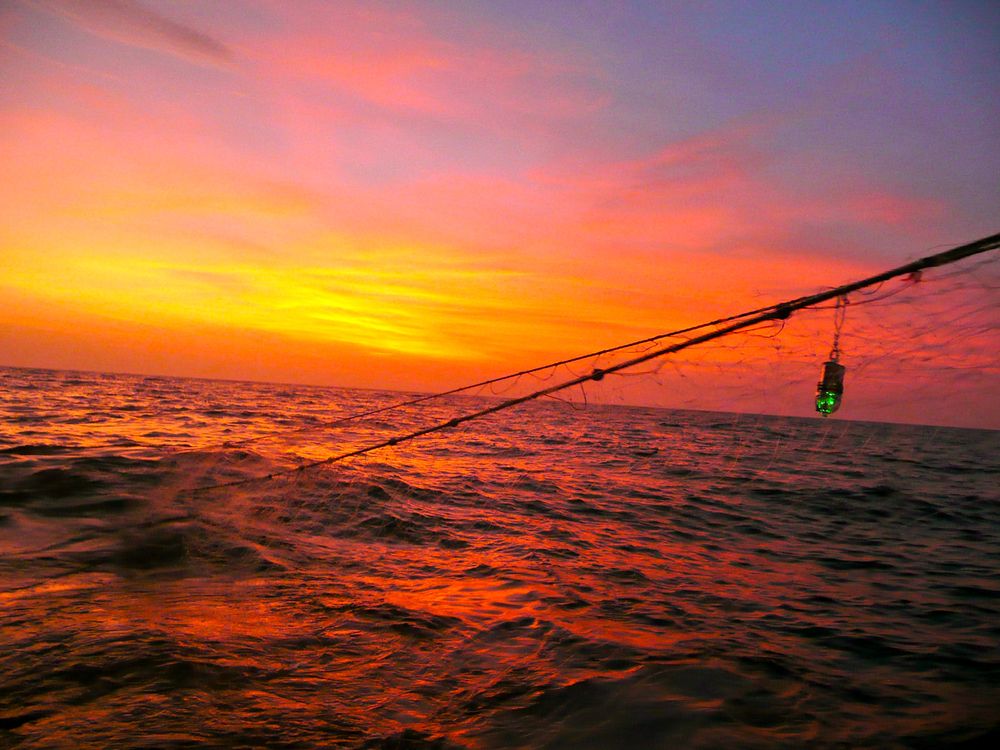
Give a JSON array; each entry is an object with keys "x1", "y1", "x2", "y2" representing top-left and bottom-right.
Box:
[{"x1": 815, "y1": 360, "x2": 846, "y2": 416}]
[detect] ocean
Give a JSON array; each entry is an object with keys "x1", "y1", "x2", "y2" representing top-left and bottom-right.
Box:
[{"x1": 1, "y1": 365, "x2": 998, "y2": 749}]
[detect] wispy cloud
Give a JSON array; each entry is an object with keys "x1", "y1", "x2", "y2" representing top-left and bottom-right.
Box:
[
  {"x1": 248, "y1": 3, "x2": 606, "y2": 123},
  {"x1": 27, "y1": 0, "x2": 233, "y2": 66}
]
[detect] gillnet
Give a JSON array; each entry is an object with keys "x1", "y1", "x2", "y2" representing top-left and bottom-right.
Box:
[{"x1": 2, "y1": 239, "x2": 999, "y2": 750}]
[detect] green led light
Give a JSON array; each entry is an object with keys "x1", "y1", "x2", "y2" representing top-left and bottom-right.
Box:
[
  {"x1": 815, "y1": 390, "x2": 841, "y2": 415},
  {"x1": 815, "y1": 359, "x2": 846, "y2": 417}
]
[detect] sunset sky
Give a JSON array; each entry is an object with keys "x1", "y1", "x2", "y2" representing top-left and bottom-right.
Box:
[{"x1": 1, "y1": 1, "x2": 998, "y2": 424}]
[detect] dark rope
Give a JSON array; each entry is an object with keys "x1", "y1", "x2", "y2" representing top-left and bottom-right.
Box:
[
  {"x1": 221, "y1": 297, "x2": 814, "y2": 447},
  {"x1": 186, "y1": 232, "x2": 1000, "y2": 494}
]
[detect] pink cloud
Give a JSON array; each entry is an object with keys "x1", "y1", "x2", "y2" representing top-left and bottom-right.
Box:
[
  {"x1": 245, "y1": 4, "x2": 607, "y2": 124},
  {"x1": 524, "y1": 109, "x2": 958, "y2": 274}
]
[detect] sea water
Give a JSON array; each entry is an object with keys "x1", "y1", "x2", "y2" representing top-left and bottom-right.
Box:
[{"x1": 1, "y1": 366, "x2": 998, "y2": 749}]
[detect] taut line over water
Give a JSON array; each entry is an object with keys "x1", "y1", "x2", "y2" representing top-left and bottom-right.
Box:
[{"x1": 188, "y1": 231, "x2": 1000, "y2": 494}]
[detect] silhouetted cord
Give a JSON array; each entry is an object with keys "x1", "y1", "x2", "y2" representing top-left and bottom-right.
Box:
[
  {"x1": 221, "y1": 297, "x2": 811, "y2": 448},
  {"x1": 187, "y1": 232, "x2": 1000, "y2": 494}
]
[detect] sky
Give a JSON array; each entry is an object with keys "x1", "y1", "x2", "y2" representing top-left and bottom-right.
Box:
[{"x1": 1, "y1": 1, "x2": 998, "y2": 425}]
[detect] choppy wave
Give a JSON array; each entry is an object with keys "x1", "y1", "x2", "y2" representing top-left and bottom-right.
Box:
[{"x1": 1, "y1": 366, "x2": 999, "y2": 749}]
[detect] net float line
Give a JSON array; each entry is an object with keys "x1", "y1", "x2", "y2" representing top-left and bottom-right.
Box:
[{"x1": 186, "y1": 231, "x2": 1000, "y2": 494}]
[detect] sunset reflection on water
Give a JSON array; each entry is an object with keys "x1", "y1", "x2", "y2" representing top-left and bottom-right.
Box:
[{"x1": 1, "y1": 367, "x2": 999, "y2": 748}]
